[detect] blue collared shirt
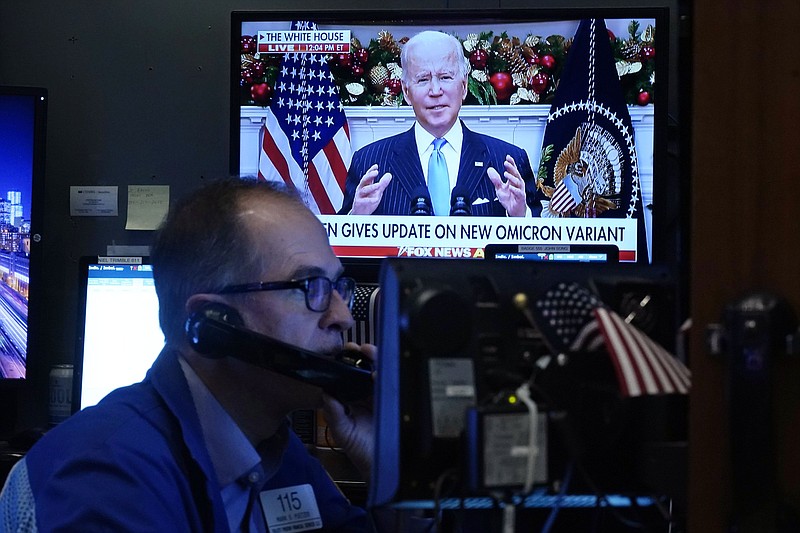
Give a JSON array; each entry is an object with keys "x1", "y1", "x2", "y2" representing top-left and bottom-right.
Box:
[{"x1": 180, "y1": 357, "x2": 288, "y2": 533}]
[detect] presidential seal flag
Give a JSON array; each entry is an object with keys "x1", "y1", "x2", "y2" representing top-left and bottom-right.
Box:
[
  {"x1": 532, "y1": 19, "x2": 648, "y2": 262},
  {"x1": 258, "y1": 20, "x2": 352, "y2": 215}
]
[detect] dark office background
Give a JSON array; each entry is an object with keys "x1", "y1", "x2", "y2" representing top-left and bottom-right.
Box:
[{"x1": 2, "y1": 0, "x2": 799, "y2": 531}]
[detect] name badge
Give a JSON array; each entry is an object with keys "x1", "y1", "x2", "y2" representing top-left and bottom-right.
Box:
[{"x1": 259, "y1": 483, "x2": 323, "y2": 532}]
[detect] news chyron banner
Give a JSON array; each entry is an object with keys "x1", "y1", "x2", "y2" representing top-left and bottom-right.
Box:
[
  {"x1": 317, "y1": 215, "x2": 637, "y2": 260},
  {"x1": 257, "y1": 28, "x2": 351, "y2": 54}
]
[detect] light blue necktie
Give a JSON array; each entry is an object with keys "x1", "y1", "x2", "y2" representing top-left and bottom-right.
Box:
[{"x1": 427, "y1": 138, "x2": 450, "y2": 216}]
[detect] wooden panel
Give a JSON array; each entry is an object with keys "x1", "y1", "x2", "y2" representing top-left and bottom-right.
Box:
[{"x1": 689, "y1": 1, "x2": 800, "y2": 530}]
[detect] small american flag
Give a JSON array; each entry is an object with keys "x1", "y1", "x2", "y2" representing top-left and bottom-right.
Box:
[
  {"x1": 344, "y1": 284, "x2": 381, "y2": 346},
  {"x1": 258, "y1": 21, "x2": 352, "y2": 214},
  {"x1": 533, "y1": 281, "x2": 691, "y2": 397}
]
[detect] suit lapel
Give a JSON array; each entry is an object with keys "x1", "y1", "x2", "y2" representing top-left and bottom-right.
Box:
[
  {"x1": 389, "y1": 128, "x2": 425, "y2": 198},
  {"x1": 456, "y1": 125, "x2": 491, "y2": 201}
]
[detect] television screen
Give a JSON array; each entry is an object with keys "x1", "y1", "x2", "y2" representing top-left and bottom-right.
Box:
[
  {"x1": 72, "y1": 257, "x2": 164, "y2": 410},
  {"x1": 0, "y1": 86, "x2": 47, "y2": 382},
  {"x1": 231, "y1": 9, "x2": 672, "y2": 268}
]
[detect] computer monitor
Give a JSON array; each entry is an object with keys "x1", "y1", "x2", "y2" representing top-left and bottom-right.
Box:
[
  {"x1": 72, "y1": 256, "x2": 163, "y2": 411},
  {"x1": 0, "y1": 86, "x2": 47, "y2": 385},
  {"x1": 371, "y1": 257, "x2": 687, "y2": 507}
]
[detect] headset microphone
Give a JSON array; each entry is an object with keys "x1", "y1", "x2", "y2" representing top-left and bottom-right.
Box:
[{"x1": 185, "y1": 303, "x2": 373, "y2": 402}]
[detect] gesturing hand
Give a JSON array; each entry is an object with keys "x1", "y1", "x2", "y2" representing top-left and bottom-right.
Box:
[
  {"x1": 350, "y1": 165, "x2": 393, "y2": 215},
  {"x1": 487, "y1": 155, "x2": 527, "y2": 217}
]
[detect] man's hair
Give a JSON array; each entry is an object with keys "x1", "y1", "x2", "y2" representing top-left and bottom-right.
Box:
[
  {"x1": 400, "y1": 31, "x2": 469, "y2": 84},
  {"x1": 150, "y1": 178, "x2": 307, "y2": 344}
]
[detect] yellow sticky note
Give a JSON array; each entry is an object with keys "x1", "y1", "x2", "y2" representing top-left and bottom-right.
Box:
[{"x1": 126, "y1": 185, "x2": 170, "y2": 230}]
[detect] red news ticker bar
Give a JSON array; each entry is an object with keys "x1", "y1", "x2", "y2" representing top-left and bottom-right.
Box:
[{"x1": 332, "y1": 246, "x2": 399, "y2": 258}]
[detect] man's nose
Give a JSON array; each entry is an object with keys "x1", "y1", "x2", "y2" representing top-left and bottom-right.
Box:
[{"x1": 321, "y1": 290, "x2": 355, "y2": 332}]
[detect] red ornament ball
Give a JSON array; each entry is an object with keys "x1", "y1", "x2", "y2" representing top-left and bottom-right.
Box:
[
  {"x1": 251, "y1": 61, "x2": 265, "y2": 78},
  {"x1": 387, "y1": 78, "x2": 402, "y2": 96},
  {"x1": 530, "y1": 72, "x2": 549, "y2": 94},
  {"x1": 641, "y1": 46, "x2": 655, "y2": 60},
  {"x1": 240, "y1": 68, "x2": 254, "y2": 85},
  {"x1": 250, "y1": 82, "x2": 272, "y2": 105},
  {"x1": 336, "y1": 53, "x2": 352, "y2": 67},
  {"x1": 607, "y1": 29, "x2": 616, "y2": 42},
  {"x1": 540, "y1": 54, "x2": 556, "y2": 70},
  {"x1": 526, "y1": 51, "x2": 540, "y2": 66},
  {"x1": 241, "y1": 35, "x2": 256, "y2": 54},
  {"x1": 490, "y1": 72, "x2": 514, "y2": 101},
  {"x1": 350, "y1": 61, "x2": 365, "y2": 77},
  {"x1": 636, "y1": 90, "x2": 651, "y2": 106},
  {"x1": 355, "y1": 48, "x2": 370, "y2": 64},
  {"x1": 469, "y1": 49, "x2": 489, "y2": 70}
]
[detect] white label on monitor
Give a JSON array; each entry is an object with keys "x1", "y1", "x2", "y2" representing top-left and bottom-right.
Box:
[
  {"x1": 97, "y1": 256, "x2": 143, "y2": 264},
  {"x1": 428, "y1": 358, "x2": 476, "y2": 438},
  {"x1": 482, "y1": 412, "x2": 548, "y2": 488}
]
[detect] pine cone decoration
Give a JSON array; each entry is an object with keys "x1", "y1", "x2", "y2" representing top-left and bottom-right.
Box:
[
  {"x1": 369, "y1": 64, "x2": 390, "y2": 91},
  {"x1": 496, "y1": 38, "x2": 528, "y2": 77},
  {"x1": 241, "y1": 53, "x2": 256, "y2": 69},
  {"x1": 620, "y1": 40, "x2": 641, "y2": 60},
  {"x1": 378, "y1": 31, "x2": 401, "y2": 57}
]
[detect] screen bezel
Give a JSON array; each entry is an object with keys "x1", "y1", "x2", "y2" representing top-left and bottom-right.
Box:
[
  {"x1": 0, "y1": 86, "x2": 47, "y2": 388},
  {"x1": 230, "y1": 8, "x2": 675, "y2": 280}
]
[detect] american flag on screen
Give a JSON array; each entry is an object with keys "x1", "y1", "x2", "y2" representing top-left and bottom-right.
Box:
[
  {"x1": 258, "y1": 21, "x2": 352, "y2": 214},
  {"x1": 533, "y1": 281, "x2": 691, "y2": 397}
]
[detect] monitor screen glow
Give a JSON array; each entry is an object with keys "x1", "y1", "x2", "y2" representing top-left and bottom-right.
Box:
[
  {"x1": 73, "y1": 258, "x2": 164, "y2": 410},
  {"x1": 0, "y1": 86, "x2": 47, "y2": 383}
]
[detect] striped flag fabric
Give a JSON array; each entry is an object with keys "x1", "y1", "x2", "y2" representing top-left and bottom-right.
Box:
[
  {"x1": 533, "y1": 281, "x2": 690, "y2": 397},
  {"x1": 594, "y1": 306, "x2": 690, "y2": 396},
  {"x1": 257, "y1": 20, "x2": 352, "y2": 214}
]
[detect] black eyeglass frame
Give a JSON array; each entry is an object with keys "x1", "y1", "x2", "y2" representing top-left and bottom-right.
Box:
[{"x1": 216, "y1": 276, "x2": 356, "y2": 313}]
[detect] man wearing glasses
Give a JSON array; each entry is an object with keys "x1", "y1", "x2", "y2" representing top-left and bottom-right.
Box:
[{"x1": 1, "y1": 179, "x2": 376, "y2": 531}]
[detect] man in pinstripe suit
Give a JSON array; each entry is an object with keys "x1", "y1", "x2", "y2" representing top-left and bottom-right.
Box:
[{"x1": 339, "y1": 30, "x2": 536, "y2": 217}]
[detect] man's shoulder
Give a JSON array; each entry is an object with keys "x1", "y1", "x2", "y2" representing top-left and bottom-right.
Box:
[{"x1": 27, "y1": 382, "x2": 174, "y2": 464}]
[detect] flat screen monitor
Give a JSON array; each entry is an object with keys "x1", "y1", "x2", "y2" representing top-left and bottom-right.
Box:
[
  {"x1": 0, "y1": 86, "x2": 47, "y2": 383},
  {"x1": 72, "y1": 256, "x2": 164, "y2": 411},
  {"x1": 231, "y1": 8, "x2": 677, "y2": 273},
  {"x1": 371, "y1": 257, "x2": 687, "y2": 508}
]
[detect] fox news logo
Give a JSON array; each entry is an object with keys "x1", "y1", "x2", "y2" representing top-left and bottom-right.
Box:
[{"x1": 397, "y1": 246, "x2": 480, "y2": 258}]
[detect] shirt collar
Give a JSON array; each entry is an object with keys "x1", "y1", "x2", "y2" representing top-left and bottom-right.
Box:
[
  {"x1": 179, "y1": 357, "x2": 289, "y2": 488},
  {"x1": 414, "y1": 120, "x2": 463, "y2": 156}
]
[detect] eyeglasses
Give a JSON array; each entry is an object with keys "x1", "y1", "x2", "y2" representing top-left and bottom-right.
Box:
[{"x1": 217, "y1": 276, "x2": 356, "y2": 313}]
